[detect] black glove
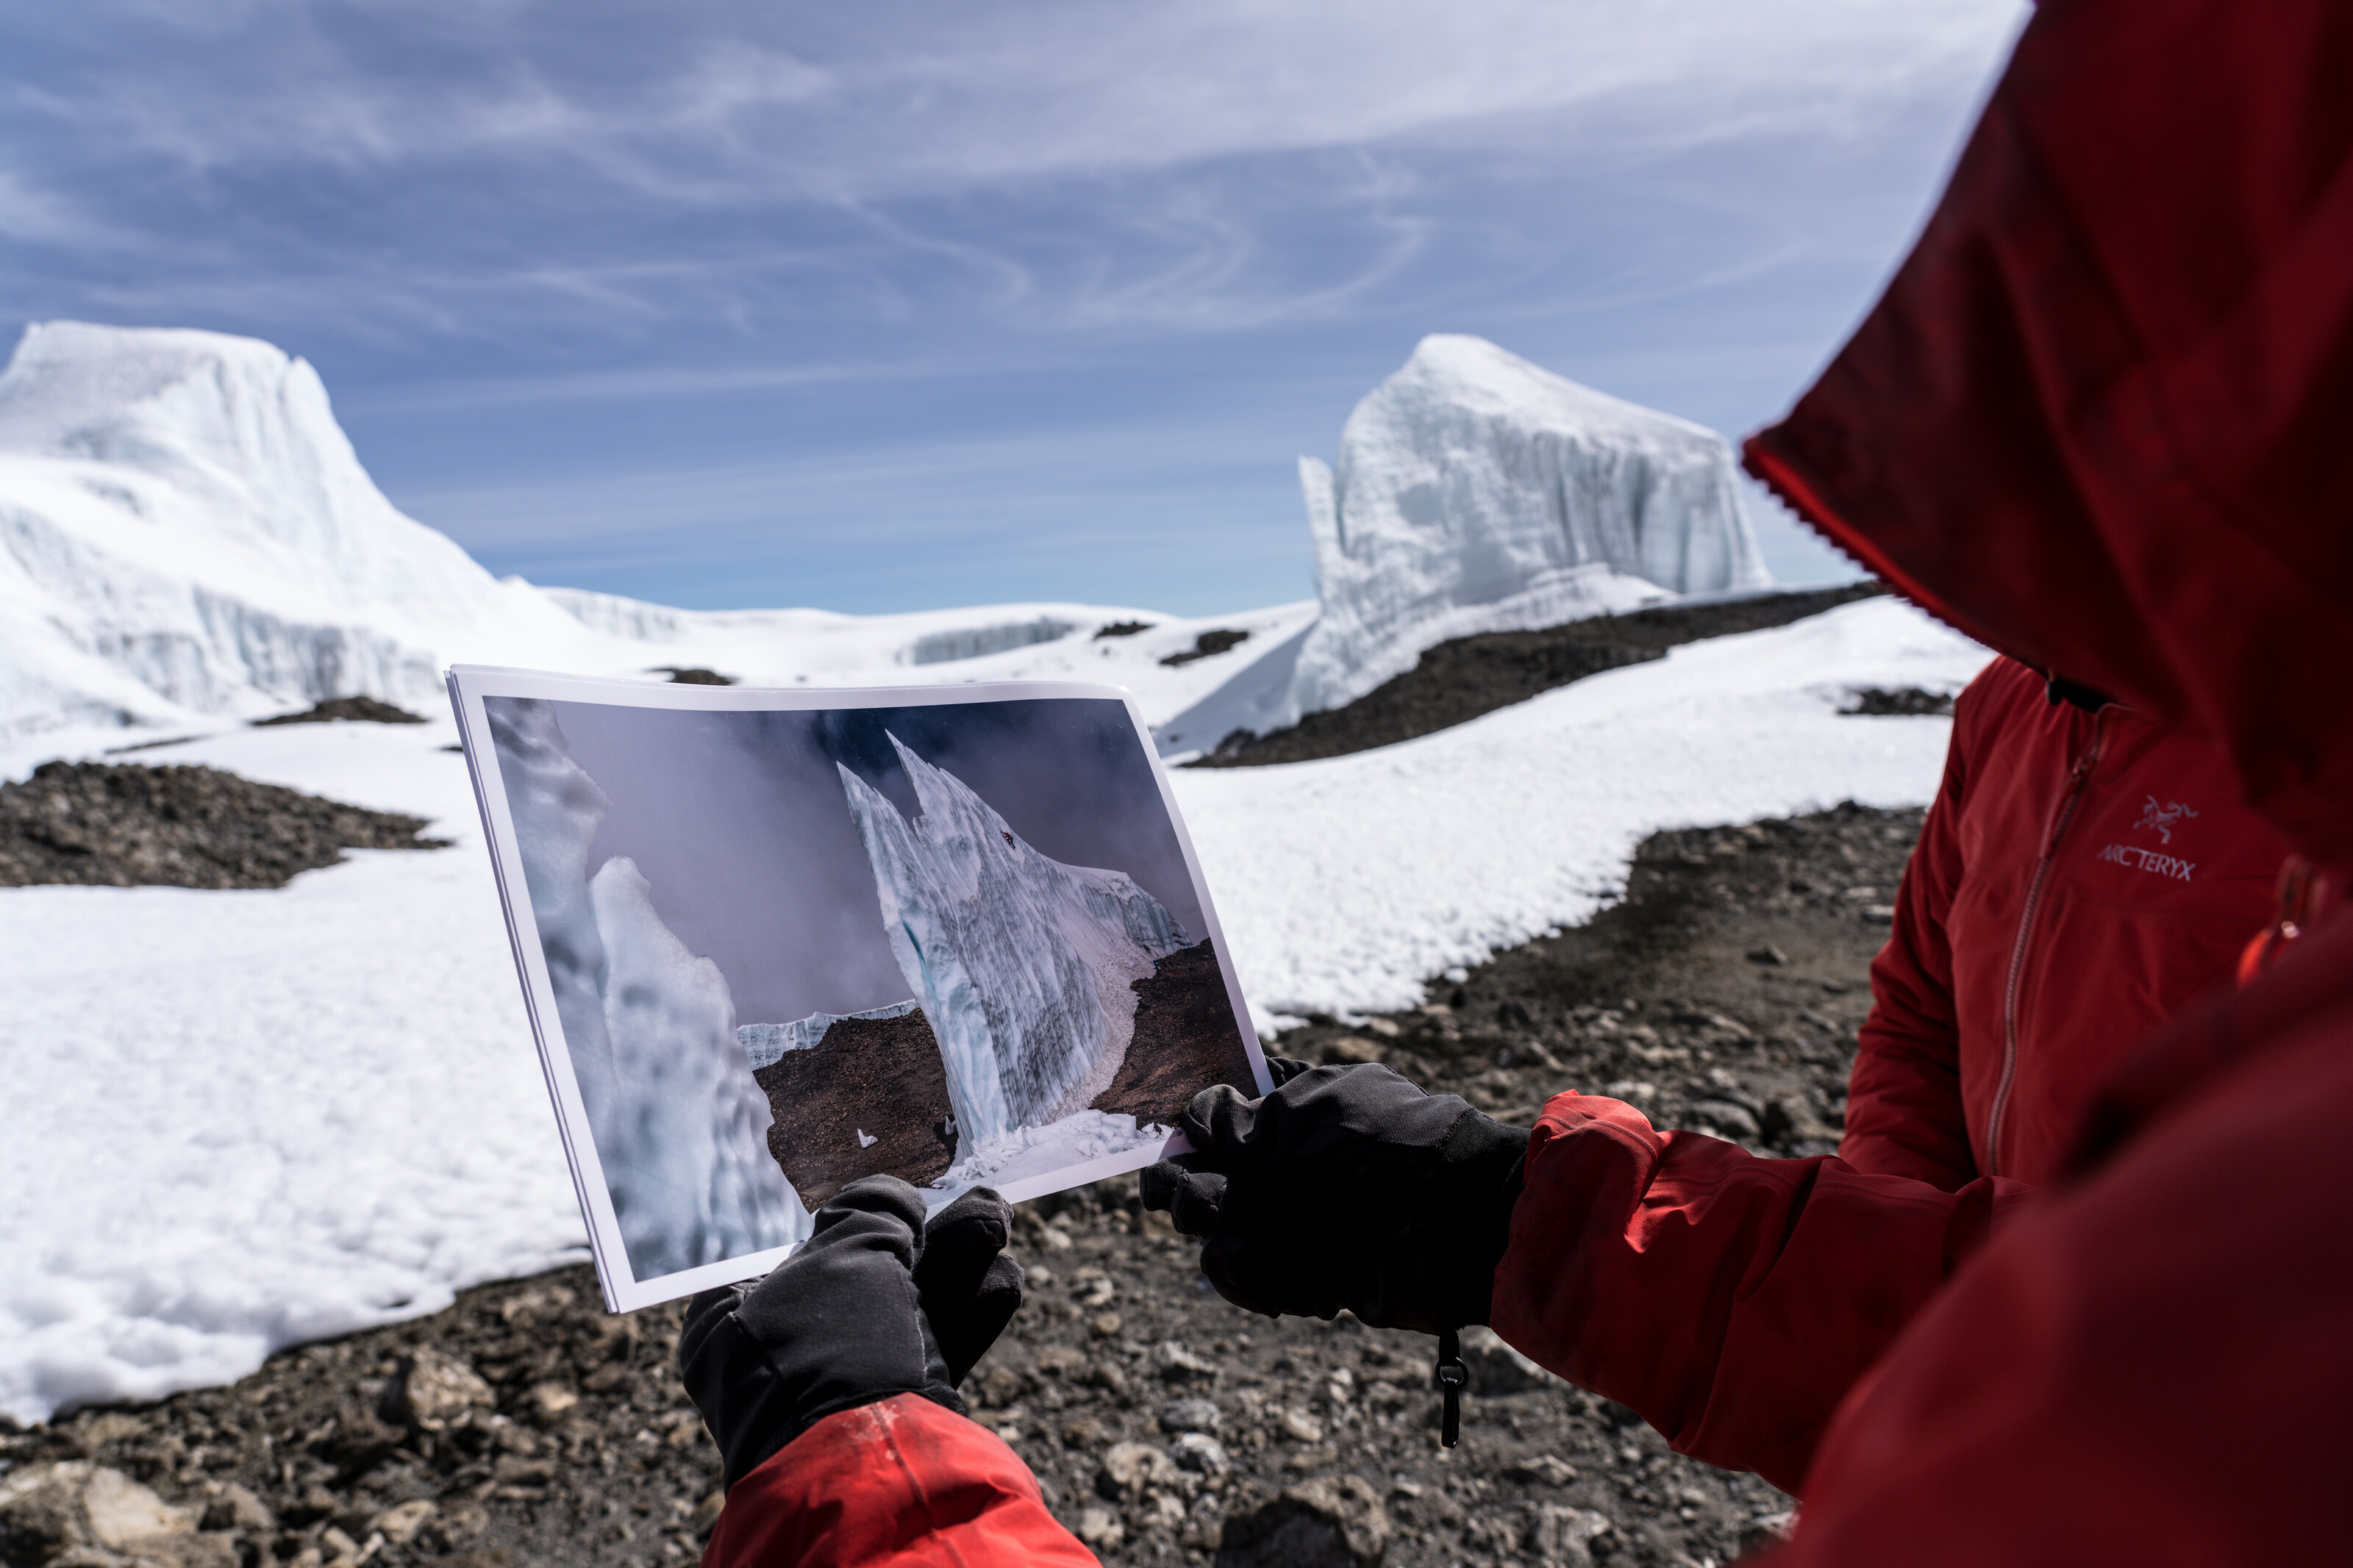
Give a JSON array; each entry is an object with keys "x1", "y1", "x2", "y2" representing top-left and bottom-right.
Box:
[
  {"x1": 1141, "y1": 1063, "x2": 1528, "y2": 1333},
  {"x1": 679, "y1": 1176, "x2": 1023, "y2": 1489}
]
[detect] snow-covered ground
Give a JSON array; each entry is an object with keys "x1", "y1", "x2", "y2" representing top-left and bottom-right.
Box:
[
  {"x1": 0, "y1": 593, "x2": 1990, "y2": 1425},
  {"x1": 0, "y1": 319, "x2": 1996, "y2": 1426}
]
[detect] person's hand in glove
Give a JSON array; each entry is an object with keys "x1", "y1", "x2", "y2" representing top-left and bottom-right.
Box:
[
  {"x1": 1140, "y1": 1062, "x2": 1529, "y2": 1333},
  {"x1": 679, "y1": 1175, "x2": 1022, "y2": 1489}
]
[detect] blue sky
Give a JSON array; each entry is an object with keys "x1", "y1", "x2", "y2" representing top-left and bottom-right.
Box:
[{"x1": 0, "y1": 1, "x2": 2024, "y2": 615}]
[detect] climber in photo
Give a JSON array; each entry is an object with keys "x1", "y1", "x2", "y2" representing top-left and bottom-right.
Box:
[{"x1": 682, "y1": 1177, "x2": 1097, "y2": 1567}]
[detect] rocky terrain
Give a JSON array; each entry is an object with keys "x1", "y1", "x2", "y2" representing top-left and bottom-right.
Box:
[
  {"x1": 1190, "y1": 584, "x2": 1884, "y2": 767},
  {"x1": 0, "y1": 798, "x2": 1922, "y2": 1568},
  {"x1": 0, "y1": 762, "x2": 447, "y2": 889},
  {"x1": 251, "y1": 698, "x2": 429, "y2": 726}
]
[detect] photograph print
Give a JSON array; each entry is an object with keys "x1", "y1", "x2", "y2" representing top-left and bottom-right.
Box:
[{"x1": 454, "y1": 671, "x2": 1265, "y2": 1309}]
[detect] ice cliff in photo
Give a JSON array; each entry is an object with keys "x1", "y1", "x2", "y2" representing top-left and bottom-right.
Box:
[
  {"x1": 1280, "y1": 334, "x2": 1772, "y2": 726},
  {"x1": 485, "y1": 697, "x2": 808, "y2": 1279},
  {"x1": 839, "y1": 735, "x2": 1190, "y2": 1155},
  {"x1": 738, "y1": 1000, "x2": 921, "y2": 1070}
]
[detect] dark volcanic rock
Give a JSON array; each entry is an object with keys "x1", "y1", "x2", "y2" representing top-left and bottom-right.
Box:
[
  {"x1": 1840, "y1": 685, "x2": 1955, "y2": 717},
  {"x1": 2, "y1": 803, "x2": 1923, "y2": 1568},
  {"x1": 1095, "y1": 939, "x2": 1260, "y2": 1124},
  {"x1": 753, "y1": 1008, "x2": 955, "y2": 1208},
  {"x1": 252, "y1": 696, "x2": 429, "y2": 725},
  {"x1": 1191, "y1": 582, "x2": 1885, "y2": 767},
  {"x1": 0, "y1": 762, "x2": 449, "y2": 889},
  {"x1": 652, "y1": 667, "x2": 736, "y2": 686},
  {"x1": 1161, "y1": 629, "x2": 1252, "y2": 668}
]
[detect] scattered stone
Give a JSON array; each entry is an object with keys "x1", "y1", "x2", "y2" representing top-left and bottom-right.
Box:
[
  {"x1": 1746, "y1": 945, "x2": 1789, "y2": 966},
  {"x1": 1155, "y1": 1341, "x2": 1220, "y2": 1383},
  {"x1": 1321, "y1": 1035, "x2": 1385, "y2": 1065},
  {"x1": 199, "y1": 1481, "x2": 274, "y2": 1533},
  {"x1": 1159, "y1": 1398, "x2": 1221, "y2": 1435},
  {"x1": 651, "y1": 667, "x2": 735, "y2": 685},
  {"x1": 1274, "y1": 1408, "x2": 1324, "y2": 1445},
  {"x1": 371, "y1": 1498, "x2": 438, "y2": 1545},
  {"x1": 384, "y1": 1347, "x2": 496, "y2": 1431},
  {"x1": 523, "y1": 1381, "x2": 579, "y2": 1425},
  {"x1": 1683, "y1": 1099, "x2": 1763, "y2": 1141},
  {"x1": 1460, "y1": 1328, "x2": 1557, "y2": 1394},
  {"x1": 1168, "y1": 1433, "x2": 1229, "y2": 1477},
  {"x1": 1075, "y1": 1506, "x2": 1126, "y2": 1549},
  {"x1": 1523, "y1": 1503, "x2": 1612, "y2": 1567},
  {"x1": 1506, "y1": 1454, "x2": 1579, "y2": 1487},
  {"x1": 1097, "y1": 1442, "x2": 1188, "y2": 1503},
  {"x1": 1217, "y1": 1475, "x2": 1390, "y2": 1568}
]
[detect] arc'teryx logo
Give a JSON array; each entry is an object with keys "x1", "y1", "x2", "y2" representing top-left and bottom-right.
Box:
[
  {"x1": 2135, "y1": 795, "x2": 2199, "y2": 845},
  {"x1": 2099, "y1": 795, "x2": 2202, "y2": 882}
]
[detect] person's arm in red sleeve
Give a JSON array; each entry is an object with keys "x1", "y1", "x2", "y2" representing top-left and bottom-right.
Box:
[
  {"x1": 704, "y1": 1394, "x2": 1096, "y2": 1568},
  {"x1": 680, "y1": 1178, "x2": 1093, "y2": 1568},
  {"x1": 1139, "y1": 1064, "x2": 2033, "y2": 1496},
  {"x1": 1836, "y1": 667, "x2": 1985, "y2": 1189},
  {"x1": 1490, "y1": 1092, "x2": 2033, "y2": 1494}
]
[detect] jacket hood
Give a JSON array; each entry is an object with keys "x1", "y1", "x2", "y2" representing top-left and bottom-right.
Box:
[{"x1": 1745, "y1": 0, "x2": 2353, "y2": 873}]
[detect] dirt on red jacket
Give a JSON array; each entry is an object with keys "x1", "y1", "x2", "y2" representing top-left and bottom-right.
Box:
[{"x1": 1843, "y1": 654, "x2": 2287, "y2": 1190}]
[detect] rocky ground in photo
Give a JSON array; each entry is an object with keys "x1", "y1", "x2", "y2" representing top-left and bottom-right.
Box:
[
  {"x1": 0, "y1": 762, "x2": 448, "y2": 889},
  {"x1": 1096, "y1": 940, "x2": 1260, "y2": 1126},
  {"x1": 0, "y1": 798, "x2": 1920, "y2": 1568},
  {"x1": 754, "y1": 1006, "x2": 957, "y2": 1208},
  {"x1": 1188, "y1": 584, "x2": 1885, "y2": 768}
]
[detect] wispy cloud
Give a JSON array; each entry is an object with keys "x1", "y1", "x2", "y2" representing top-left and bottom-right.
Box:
[{"x1": 0, "y1": 0, "x2": 2025, "y2": 611}]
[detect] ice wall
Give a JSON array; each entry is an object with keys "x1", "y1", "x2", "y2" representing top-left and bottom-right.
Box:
[
  {"x1": 487, "y1": 698, "x2": 808, "y2": 1279},
  {"x1": 738, "y1": 999, "x2": 921, "y2": 1070},
  {"x1": 1280, "y1": 334, "x2": 1772, "y2": 726},
  {"x1": 588, "y1": 859, "x2": 810, "y2": 1275},
  {"x1": 839, "y1": 735, "x2": 1189, "y2": 1153}
]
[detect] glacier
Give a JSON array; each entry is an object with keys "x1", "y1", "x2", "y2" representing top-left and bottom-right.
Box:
[
  {"x1": 1277, "y1": 334, "x2": 1774, "y2": 728},
  {"x1": 0, "y1": 321, "x2": 1308, "y2": 749},
  {"x1": 839, "y1": 735, "x2": 1190, "y2": 1155},
  {"x1": 485, "y1": 697, "x2": 808, "y2": 1280},
  {"x1": 738, "y1": 999, "x2": 921, "y2": 1070}
]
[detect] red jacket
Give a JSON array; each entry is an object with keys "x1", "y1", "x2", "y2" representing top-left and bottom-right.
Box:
[
  {"x1": 704, "y1": 1395, "x2": 1096, "y2": 1568},
  {"x1": 1844, "y1": 654, "x2": 2287, "y2": 1189},
  {"x1": 1734, "y1": 0, "x2": 2353, "y2": 1558}
]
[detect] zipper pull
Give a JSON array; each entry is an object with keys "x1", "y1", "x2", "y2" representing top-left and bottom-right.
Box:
[{"x1": 1433, "y1": 1328, "x2": 1468, "y2": 1447}]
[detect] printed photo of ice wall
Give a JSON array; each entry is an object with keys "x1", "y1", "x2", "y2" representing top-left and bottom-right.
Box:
[{"x1": 482, "y1": 692, "x2": 1258, "y2": 1288}]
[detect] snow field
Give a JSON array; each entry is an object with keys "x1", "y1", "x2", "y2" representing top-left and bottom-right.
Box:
[
  {"x1": 0, "y1": 597, "x2": 1987, "y2": 1424},
  {"x1": 0, "y1": 726, "x2": 583, "y2": 1425},
  {"x1": 1173, "y1": 597, "x2": 1991, "y2": 1029}
]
